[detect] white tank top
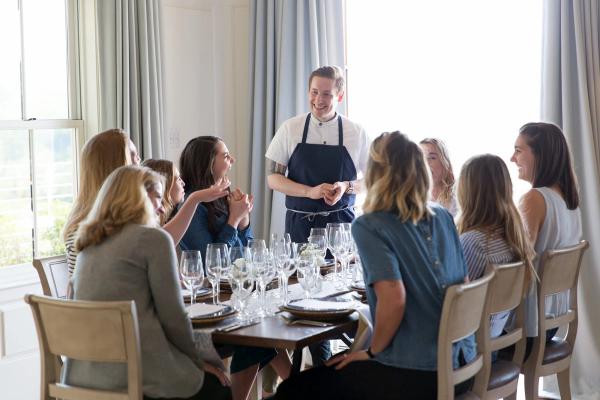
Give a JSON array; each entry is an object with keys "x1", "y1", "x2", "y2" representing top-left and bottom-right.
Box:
[{"x1": 525, "y1": 186, "x2": 582, "y2": 337}]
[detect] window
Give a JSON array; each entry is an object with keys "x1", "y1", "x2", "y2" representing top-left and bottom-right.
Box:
[
  {"x1": 0, "y1": 0, "x2": 82, "y2": 268},
  {"x1": 346, "y1": 0, "x2": 542, "y2": 200}
]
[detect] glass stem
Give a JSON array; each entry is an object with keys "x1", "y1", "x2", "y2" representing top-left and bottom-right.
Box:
[
  {"x1": 216, "y1": 278, "x2": 220, "y2": 304},
  {"x1": 190, "y1": 287, "x2": 196, "y2": 305}
]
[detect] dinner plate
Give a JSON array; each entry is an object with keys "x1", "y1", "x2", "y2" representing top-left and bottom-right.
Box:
[
  {"x1": 281, "y1": 301, "x2": 355, "y2": 322},
  {"x1": 189, "y1": 304, "x2": 237, "y2": 325},
  {"x1": 350, "y1": 282, "x2": 366, "y2": 292}
]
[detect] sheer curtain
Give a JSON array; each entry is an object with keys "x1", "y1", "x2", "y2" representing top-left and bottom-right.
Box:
[
  {"x1": 247, "y1": 0, "x2": 345, "y2": 239},
  {"x1": 95, "y1": 0, "x2": 165, "y2": 159},
  {"x1": 542, "y1": 1, "x2": 600, "y2": 397}
]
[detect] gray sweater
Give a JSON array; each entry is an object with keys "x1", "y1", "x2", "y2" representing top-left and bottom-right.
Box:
[{"x1": 64, "y1": 223, "x2": 204, "y2": 398}]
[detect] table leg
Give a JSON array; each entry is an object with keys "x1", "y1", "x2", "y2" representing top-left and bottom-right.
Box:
[{"x1": 291, "y1": 348, "x2": 303, "y2": 374}]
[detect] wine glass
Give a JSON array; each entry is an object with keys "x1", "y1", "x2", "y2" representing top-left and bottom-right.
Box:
[
  {"x1": 308, "y1": 234, "x2": 327, "y2": 266},
  {"x1": 228, "y1": 247, "x2": 254, "y2": 322},
  {"x1": 310, "y1": 228, "x2": 327, "y2": 240},
  {"x1": 296, "y1": 258, "x2": 317, "y2": 299},
  {"x1": 328, "y1": 226, "x2": 347, "y2": 288},
  {"x1": 179, "y1": 250, "x2": 204, "y2": 304},
  {"x1": 272, "y1": 238, "x2": 292, "y2": 304},
  {"x1": 205, "y1": 247, "x2": 223, "y2": 304}
]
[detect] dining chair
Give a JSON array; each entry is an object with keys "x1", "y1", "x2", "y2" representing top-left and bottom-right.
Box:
[
  {"x1": 522, "y1": 240, "x2": 589, "y2": 400},
  {"x1": 437, "y1": 270, "x2": 495, "y2": 400},
  {"x1": 25, "y1": 294, "x2": 143, "y2": 400},
  {"x1": 32, "y1": 255, "x2": 70, "y2": 299},
  {"x1": 471, "y1": 261, "x2": 527, "y2": 399}
]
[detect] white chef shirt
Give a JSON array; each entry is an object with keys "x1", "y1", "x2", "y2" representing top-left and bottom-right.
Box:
[{"x1": 265, "y1": 113, "x2": 369, "y2": 179}]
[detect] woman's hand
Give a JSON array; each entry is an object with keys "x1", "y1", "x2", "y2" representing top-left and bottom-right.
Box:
[
  {"x1": 227, "y1": 189, "x2": 251, "y2": 228},
  {"x1": 203, "y1": 363, "x2": 231, "y2": 386},
  {"x1": 324, "y1": 350, "x2": 370, "y2": 370},
  {"x1": 192, "y1": 178, "x2": 231, "y2": 203}
]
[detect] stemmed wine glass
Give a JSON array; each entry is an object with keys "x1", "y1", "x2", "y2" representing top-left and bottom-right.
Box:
[
  {"x1": 228, "y1": 246, "x2": 254, "y2": 322},
  {"x1": 206, "y1": 243, "x2": 229, "y2": 304},
  {"x1": 296, "y1": 257, "x2": 318, "y2": 299},
  {"x1": 179, "y1": 250, "x2": 204, "y2": 305},
  {"x1": 327, "y1": 225, "x2": 347, "y2": 288},
  {"x1": 272, "y1": 238, "x2": 295, "y2": 304}
]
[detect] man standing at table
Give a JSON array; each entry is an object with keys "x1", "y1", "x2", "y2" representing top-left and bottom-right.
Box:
[
  {"x1": 265, "y1": 65, "x2": 369, "y2": 366},
  {"x1": 266, "y1": 65, "x2": 369, "y2": 245}
]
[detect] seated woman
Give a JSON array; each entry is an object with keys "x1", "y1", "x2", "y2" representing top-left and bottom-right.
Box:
[
  {"x1": 65, "y1": 165, "x2": 231, "y2": 400},
  {"x1": 63, "y1": 128, "x2": 140, "y2": 276},
  {"x1": 142, "y1": 158, "x2": 230, "y2": 244},
  {"x1": 420, "y1": 137, "x2": 457, "y2": 215},
  {"x1": 273, "y1": 132, "x2": 475, "y2": 400},
  {"x1": 178, "y1": 136, "x2": 291, "y2": 400},
  {"x1": 510, "y1": 122, "x2": 582, "y2": 344},
  {"x1": 456, "y1": 154, "x2": 534, "y2": 339}
]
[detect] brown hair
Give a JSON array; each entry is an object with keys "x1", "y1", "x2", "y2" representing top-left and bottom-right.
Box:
[
  {"x1": 363, "y1": 131, "x2": 431, "y2": 223},
  {"x1": 308, "y1": 65, "x2": 345, "y2": 93},
  {"x1": 63, "y1": 129, "x2": 131, "y2": 240},
  {"x1": 179, "y1": 136, "x2": 228, "y2": 234},
  {"x1": 419, "y1": 138, "x2": 455, "y2": 209},
  {"x1": 457, "y1": 154, "x2": 536, "y2": 283},
  {"x1": 75, "y1": 166, "x2": 163, "y2": 251},
  {"x1": 518, "y1": 122, "x2": 579, "y2": 209},
  {"x1": 142, "y1": 159, "x2": 177, "y2": 224}
]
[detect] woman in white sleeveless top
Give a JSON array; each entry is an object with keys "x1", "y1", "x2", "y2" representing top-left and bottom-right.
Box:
[{"x1": 510, "y1": 122, "x2": 582, "y2": 346}]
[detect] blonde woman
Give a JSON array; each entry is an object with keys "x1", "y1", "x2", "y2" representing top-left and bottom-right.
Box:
[
  {"x1": 273, "y1": 132, "x2": 474, "y2": 399},
  {"x1": 67, "y1": 166, "x2": 231, "y2": 400},
  {"x1": 63, "y1": 128, "x2": 140, "y2": 276},
  {"x1": 457, "y1": 154, "x2": 535, "y2": 340},
  {"x1": 142, "y1": 158, "x2": 230, "y2": 244},
  {"x1": 420, "y1": 137, "x2": 457, "y2": 215}
]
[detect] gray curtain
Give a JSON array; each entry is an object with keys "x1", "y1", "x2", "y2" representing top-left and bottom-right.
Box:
[
  {"x1": 542, "y1": 0, "x2": 600, "y2": 396},
  {"x1": 248, "y1": 0, "x2": 346, "y2": 239},
  {"x1": 96, "y1": 0, "x2": 165, "y2": 159}
]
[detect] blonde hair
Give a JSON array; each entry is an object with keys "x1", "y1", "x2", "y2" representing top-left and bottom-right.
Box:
[
  {"x1": 363, "y1": 132, "x2": 431, "y2": 223},
  {"x1": 75, "y1": 166, "x2": 164, "y2": 251},
  {"x1": 420, "y1": 138, "x2": 455, "y2": 209},
  {"x1": 142, "y1": 159, "x2": 177, "y2": 224},
  {"x1": 63, "y1": 129, "x2": 131, "y2": 240},
  {"x1": 457, "y1": 154, "x2": 536, "y2": 284}
]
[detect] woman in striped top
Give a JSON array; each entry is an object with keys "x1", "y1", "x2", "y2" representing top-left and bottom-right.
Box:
[
  {"x1": 456, "y1": 154, "x2": 534, "y2": 338},
  {"x1": 62, "y1": 129, "x2": 140, "y2": 276}
]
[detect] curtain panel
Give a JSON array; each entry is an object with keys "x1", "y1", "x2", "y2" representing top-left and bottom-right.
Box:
[
  {"x1": 248, "y1": 0, "x2": 346, "y2": 239},
  {"x1": 96, "y1": 0, "x2": 165, "y2": 159}
]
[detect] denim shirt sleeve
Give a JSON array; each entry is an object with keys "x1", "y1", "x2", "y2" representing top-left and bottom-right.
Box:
[
  {"x1": 351, "y1": 218, "x2": 402, "y2": 286},
  {"x1": 180, "y1": 204, "x2": 214, "y2": 261},
  {"x1": 237, "y1": 224, "x2": 253, "y2": 246}
]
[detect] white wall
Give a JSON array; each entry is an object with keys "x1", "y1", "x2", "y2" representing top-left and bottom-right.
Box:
[
  {"x1": 0, "y1": 267, "x2": 43, "y2": 399},
  {"x1": 161, "y1": 0, "x2": 251, "y2": 192}
]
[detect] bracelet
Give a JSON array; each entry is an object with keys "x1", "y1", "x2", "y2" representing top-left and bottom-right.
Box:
[{"x1": 366, "y1": 347, "x2": 375, "y2": 358}]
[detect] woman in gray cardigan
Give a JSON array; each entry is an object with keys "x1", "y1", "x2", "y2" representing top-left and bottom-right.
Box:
[{"x1": 65, "y1": 165, "x2": 231, "y2": 400}]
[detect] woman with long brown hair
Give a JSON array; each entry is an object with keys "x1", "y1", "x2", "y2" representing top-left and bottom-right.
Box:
[
  {"x1": 511, "y1": 122, "x2": 582, "y2": 342},
  {"x1": 63, "y1": 128, "x2": 139, "y2": 276},
  {"x1": 457, "y1": 154, "x2": 535, "y2": 339}
]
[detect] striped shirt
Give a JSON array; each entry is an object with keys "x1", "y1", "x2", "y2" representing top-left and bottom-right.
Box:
[
  {"x1": 65, "y1": 229, "x2": 78, "y2": 277},
  {"x1": 460, "y1": 229, "x2": 516, "y2": 337}
]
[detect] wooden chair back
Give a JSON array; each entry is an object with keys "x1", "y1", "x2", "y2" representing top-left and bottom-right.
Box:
[
  {"x1": 24, "y1": 294, "x2": 142, "y2": 400},
  {"x1": 33, "y1": 255, "x2": 70, "y2": 298}
]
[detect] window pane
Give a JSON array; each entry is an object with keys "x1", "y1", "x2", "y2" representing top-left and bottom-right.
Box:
[
  {"x1": 22, "y1": 0, "x2": 69, "y2": 119},
  {"x1": 33, "y1": 128, "x2": 76, "y2": 258},
  {"x1": 0, "y1": 1, "x2": 22, "y2": 120},
  {"x1": 0, "y1": 130, "x2": 33, "y2": 266}
]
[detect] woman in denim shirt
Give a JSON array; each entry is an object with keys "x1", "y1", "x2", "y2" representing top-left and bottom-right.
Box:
[
  {"x1": 178, "y1": 136, "x2": 291, "y2": 400},
  {"x1": 273, "y1": 132, "x2": 474, "y2": 400}
]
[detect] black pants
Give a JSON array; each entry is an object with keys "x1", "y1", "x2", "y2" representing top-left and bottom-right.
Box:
[
  {"x1": 272, "y1": 360, "x2": 472, "y2": 400},
  {"x1": 144, "y1": 373, "x2": 231, "y2": 400}
]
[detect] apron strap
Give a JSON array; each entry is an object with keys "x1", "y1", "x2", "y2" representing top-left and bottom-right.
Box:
[
  {"x1": 337, "y1": 115, "x2": 343, "y2": 146},
  {"x1": 301, "y1": 113, "x2": 311, "y2": 143}
]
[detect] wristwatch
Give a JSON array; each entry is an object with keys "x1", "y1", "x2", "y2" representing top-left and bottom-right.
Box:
[{"x1": 345, "y1": 180, "x2": 354, "y2": 194}]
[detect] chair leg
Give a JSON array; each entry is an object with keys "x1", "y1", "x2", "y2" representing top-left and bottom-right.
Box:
[
  {"x1": 524, "y1": 373, "x2": 539, "y2": 400},
  {"x1": 557, "y1": 369, "x2": 572, "y2": 400},
  {"x1": 505, "y1": 393, "x2": 517, "y2": 400}
]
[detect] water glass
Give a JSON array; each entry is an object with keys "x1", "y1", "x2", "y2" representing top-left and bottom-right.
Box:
[
  {"x1": 296, "y1": 258, "x2": 318, "y2": 299},
  {"x1": 179, "y1": 250, "x2": 204, "y2": 304},
  {"x1": 205, "y1": 247, "x2": 223, "y2": 304}
]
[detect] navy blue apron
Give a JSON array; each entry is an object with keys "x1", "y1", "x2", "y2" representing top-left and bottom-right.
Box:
[{"x1": 285, "y1": 113, "x2": 357, "y2": 243}]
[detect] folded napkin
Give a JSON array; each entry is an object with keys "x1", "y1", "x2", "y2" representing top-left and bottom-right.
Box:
[
  {"x1": 186, "y1": 303, "x2": 226, "y2": 318},
  {"x1": 290, "y1": 298, "x2": 355, "y2": 311}
]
